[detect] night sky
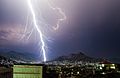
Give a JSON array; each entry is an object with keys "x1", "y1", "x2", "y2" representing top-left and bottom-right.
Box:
[{"x1": 0, "y1": 0, "x2": 120, "y2": 60}]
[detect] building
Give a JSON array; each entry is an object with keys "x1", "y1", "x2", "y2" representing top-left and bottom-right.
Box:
[
  {"x1": 13, "y1": 64, "x2": 43, "y2": 78},
  {"x1": 0, "y1": 65, "x2": 13, "y2": 78}
]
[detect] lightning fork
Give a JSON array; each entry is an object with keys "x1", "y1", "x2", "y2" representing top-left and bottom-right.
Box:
[{"x1": 27, "y1": 0, "x2": 47, "y2": 62}]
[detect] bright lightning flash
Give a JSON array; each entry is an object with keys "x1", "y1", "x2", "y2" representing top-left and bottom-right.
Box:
[
  {"x1": 23, "y1": 0, "x2": 66, "y2": 62},
  {"x1": 27, "y1": 0, "x2": 46, "y2": 62}
]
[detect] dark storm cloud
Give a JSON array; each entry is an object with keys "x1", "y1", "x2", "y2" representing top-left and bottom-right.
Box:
[
  {"x1": 0, "y1": 0, "x2": 28, "y2": 24},
  {"x1": 49, "y1": 0, "x2": 120, "y2": 59},
  {"x1": 0, "y1": 0, "x2": 120, "y2": 60},
  {"x1": 0, "y1": 30, "x2": 9, "y2": 40}
]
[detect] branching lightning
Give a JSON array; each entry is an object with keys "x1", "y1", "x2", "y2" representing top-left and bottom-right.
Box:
[
  {"x1": 27, "y1": 0, "x2": 46, "y2": 62},
  {"x1": 52, "y1": 7, "x2": 67, "y2": 30},
  {"x1": 20, "y1": 0, "x2": 66, "y2": 62},
  {"x1": 47, "y1": 0, "x2": 67, "y2": 30}
]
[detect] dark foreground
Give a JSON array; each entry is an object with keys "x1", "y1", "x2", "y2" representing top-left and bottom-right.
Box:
[{"x1": 0, "y1": 63, "x2": 120, "y2": 78}]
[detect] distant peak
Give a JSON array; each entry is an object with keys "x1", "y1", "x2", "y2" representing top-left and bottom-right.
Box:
[
  {"x1": 70, "y1": 52, "x2": 85, "y2": 56},
  {"x1": 78, "y1": 52, "x2": 85, "y2": 55}
]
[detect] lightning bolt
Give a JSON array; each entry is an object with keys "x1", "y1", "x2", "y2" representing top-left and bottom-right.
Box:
[
  {"x1": 52, "y1": 7, "x2": 67, "y2": 30},
  {"x1": 47, "y1": 0, "x2": 67, "y2": 30},
  {"x1": 20, "y1": 0, "x2": 67, "y2": 62},
  {"x1": 27, "y1": 0, "x2": 46, "y2": 62}
]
